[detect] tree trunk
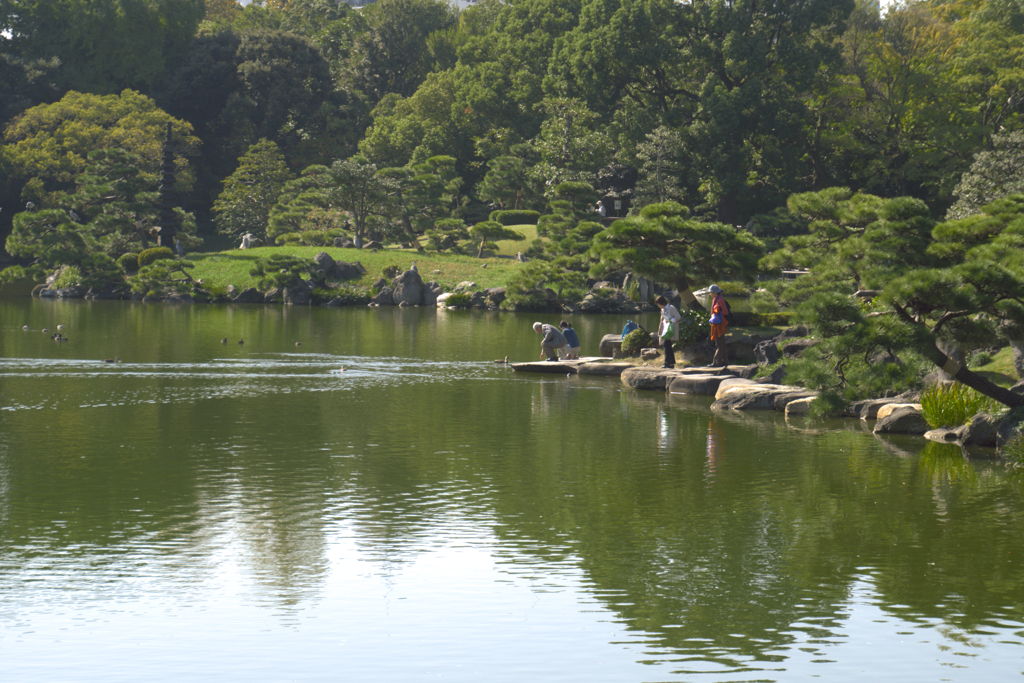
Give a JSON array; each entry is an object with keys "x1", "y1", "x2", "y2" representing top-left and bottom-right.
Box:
[
  {"x1": 401, "y1": 213, "x2": 425, "y2": 252},
  {"x1": 893, "y1": 302, "x2": 1024, "y2": 406},
  {"x1": 716, "y1": 190, "x2": 740, "y2": 226},
  {"x1": 674, "y1": 275, "x2": 705, "y2": 312},
  {"x1": 477, "y1": 238, "x2": 486, "y2": 259},
  {"x1": 923, "y1": 341, "x2": 1024, "y2": 407}
]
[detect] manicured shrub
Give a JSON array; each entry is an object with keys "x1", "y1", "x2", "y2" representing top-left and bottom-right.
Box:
[
  {"x1": 138, "y1": 246, "x2": 175, "y2": 267},
  {"x1": 117, "y1": 252, "x2": 140, "y2": 272},
  {"x1": 621, "y1": 327, "x2": 652, "y2": 356},
  {"x1": 489, "y1": 210, "x2": 541, "y2": 226}
]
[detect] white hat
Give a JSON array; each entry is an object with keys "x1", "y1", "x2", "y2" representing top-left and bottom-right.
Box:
[{"x1": 709, "y1": 284, "x2": 722, "y2": 293}]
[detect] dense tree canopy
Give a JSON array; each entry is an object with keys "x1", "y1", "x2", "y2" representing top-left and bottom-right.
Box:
[
  {"x1": 0, "y1": 0, "x2": 205, "y2": 94},
  {"x1": 1, "y1": 90, "x2": 199, "y2": 206}
]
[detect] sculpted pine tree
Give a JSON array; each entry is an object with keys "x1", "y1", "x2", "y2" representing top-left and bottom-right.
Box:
[
  {"x1": 213, "y1": 139, "x2": 295, "y2": 244},
  {"x1": 589, "y1": 201, "x2": 764, "y2": 311},
  {"x1": 2, "y1": 148, "x2": 198, "y2": 288},
  {"x1": 765, "y1": 187, "x2": 1024, "y2": 408}
]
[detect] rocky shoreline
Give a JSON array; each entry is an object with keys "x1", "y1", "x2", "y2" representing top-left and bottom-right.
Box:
[
  {"x1": 31, "y1": 256, "x2": 667, "y2": 314},
  {"x1": 27, "y1": 256, "x2": 1024, "y2": 458},
  {"x1": 516, "y1": 325, "x2": 1024, "y2": 460}
]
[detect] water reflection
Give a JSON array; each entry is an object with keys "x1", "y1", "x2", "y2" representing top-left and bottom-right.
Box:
[{"x1": 2, "y1": 300, "x2": 1024, "y2": 681}]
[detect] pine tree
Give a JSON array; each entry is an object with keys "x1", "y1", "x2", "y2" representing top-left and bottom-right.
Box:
[{"x1": 213, "y1": 139, "x2": 295, "y2": 244}]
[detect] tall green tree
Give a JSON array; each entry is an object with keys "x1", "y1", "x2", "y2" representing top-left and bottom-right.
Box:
[
  {"x1": 2, "y1": 90, "x2": 199, "y2": 206},
  {"x1": 476, "y1": 154, "x2": 540, "y2": 211},
  {"x1": 632, "y1": 126, "x2": 685, "y2": 209},
  {"x1": 315, "y1": 156, "x2": 402, "y2": 247},
  {"x1": 0, "y1": 0, "x2": 204, "y2": 93},
  {"x1": 213, "y1": 139, "x2": 295, "y2": 244},
  {"x1": 552, "y1": 0, "x2": 856, "y2": 222},
  {"x1": 2, "y1": 147, "x2": 198, "y2": 286},
  {"x1": 345, "y1": 0, "x2": 459, "y2": 103},
  {"x1": 946, "y1": 131, "x2": 1024, "y2": 220}
]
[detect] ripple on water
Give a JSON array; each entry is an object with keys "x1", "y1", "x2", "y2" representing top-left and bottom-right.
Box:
[{"x1": 0, "y1": 355, "x2": 505, "y2": 409}]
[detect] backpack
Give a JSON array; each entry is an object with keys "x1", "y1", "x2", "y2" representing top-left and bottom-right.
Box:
[
  {"x1": 622, "y1": 320, "x2": 639, "y2": 338},
  {"x1": 722, "y1": 298, "x2": 734, "y2": 324}
]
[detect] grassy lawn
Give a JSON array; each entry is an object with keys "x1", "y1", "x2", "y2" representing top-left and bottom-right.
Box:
[
  {"x1": 186, "y1": 225, "x2": 541, "y2": 293},
  {"x1": 187, "y1": 244, "x2": 527, "y2": 292},
  {"x1": 973, "y1": 346, "x2": 1019, "y2": 388},
  {"x1": 493, "y1": 224, "x2": 537, "y2": 256}
]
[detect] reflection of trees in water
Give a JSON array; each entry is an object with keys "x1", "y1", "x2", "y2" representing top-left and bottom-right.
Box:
[{"x1": 7, "y1": 358, "x2": 1024, "y2": 662}]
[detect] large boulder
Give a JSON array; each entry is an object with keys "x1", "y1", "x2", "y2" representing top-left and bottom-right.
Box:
[
  {"x1": 392, "y1": 269, "x2": 425, "y2": 306},
  {"x1": 333, "y1": 260, "x2": 364, "y2": 280},
  {"x1": 371, "y1": 286, "x2": 395, "y2": 305},
  {"x1": 873, "y1": 407, "x2": 929, "y2": 435},
  {"x1": 784, "y1": 396, "x2": 815, "y2": 416},
  {"x1": 997, "y1": 406, "x2": 1024, "y2": 447},
  {"x1": 313, "y1": 251, "x2": 335, "y2": 277},
  {"x1": 714, "y1": 377, "x2": 759, "y2": 398},
  {"x1": 423, "y1": 282, "x2": 443, "y2": 307},
  {"x1": 780, "y1": 338, "x2": 817, "y2": 358},
  {"x1": 577, "y1": 362, "x2": 632, "y2": 376},
  {"x1": 283, "y1": 282, "x2": 313, "y2": 305},
  {"x1": 678, "y1": 341, "x2": 713, "y2": 366},
  {"x1": 233, "y1": 288, "x2": 264, "y2": 304},
  {"x1": 754, "y1": 340, "x2": 780, "y2": 365},
  {"x1": 962, "y1": 412, "x2": 999, "y2": 447},
  {"x1": 876, "y1": 403, "x2": 922, "y2": 420},
  {"x1": 599, "y1": 334, "x2": 623, "y2": 357},
  {"x1": 333, "y1": 236, "x2": 356, "y2": 249},
  {"x1": 844, "y1": 398, "x2": 903, "y2": 419},
  {"x1": 484, "y1": 287, "x2": 506, "y2": 305},
  {"x1": 755, "y1": 364, "x2": 788, "y2": 384},
  {"x1": 773, "y1": 390, "x2": 817, "y2": 411},
  {"x1": 775, "y1": 325, "x2": 811, "y2": 340}
]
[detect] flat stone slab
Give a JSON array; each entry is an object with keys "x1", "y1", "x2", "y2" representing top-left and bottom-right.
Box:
[
  {"x1": 668, "y1": 374, "x2": 733, "y2": 395},
  {"x1": 511, "y1": 357, "x2": 608, "y2": 374},
  {"x1": 711, "y1": 383, "x2": 817, "y2": 411},
  {"x1": 621, "y1": 367, "x2": 678, "y2": 390},
  {"x1": 577, "y1": 362, "x2": 632, "y2": 376},
  {"x1": 512, "y1": 361, "x2": 581, "y2": 374}
]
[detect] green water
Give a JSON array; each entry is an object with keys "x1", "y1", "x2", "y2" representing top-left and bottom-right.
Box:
[{"x1": 2, "y1": 298, "x2": 1023, "y2": 682}]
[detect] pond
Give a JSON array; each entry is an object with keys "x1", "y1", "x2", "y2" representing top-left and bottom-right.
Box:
[{"x1": 2, "y1": 298, "x2": 1023, "y2": 682}]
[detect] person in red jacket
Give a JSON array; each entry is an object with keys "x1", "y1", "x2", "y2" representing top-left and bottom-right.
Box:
[{"x1": 708, "y1": 284, "x2": 730, "y2": 367}]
